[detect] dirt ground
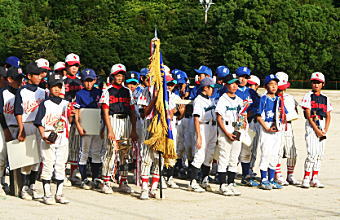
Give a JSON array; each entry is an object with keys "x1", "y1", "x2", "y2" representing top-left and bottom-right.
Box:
[{"x1": 1, "y1": 89, "x2": 339, "y2": 220}]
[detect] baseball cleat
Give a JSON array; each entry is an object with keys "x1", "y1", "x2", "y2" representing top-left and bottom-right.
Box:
[
  {"x1": 55, "y1": 194, "x2": 70, "y2": 204},
  {"x1": 140, "y1": 189, "x2": 149, "y2": 200},
  {"x1": 310, "y1": 179, "x2": 325, "y2": 188},
  {"x1": 2, "y1": 183, "x2": 10, "y2": 195},
  {"x1": 81, "y1": 179, "x2": 92, "y2": 190},
  {"x1": 43, "y1": 196, "x2": 55, "y2": 205},
  {"x1": 301, "y1": 178, "x2": 310, "y2": 188},
  {"x1": 149, "y1": 189, "x2": 157, "y2": 198},
  {"x1": 275, "y1": 177, "x2": 288, "y2": 186},
  {"x1": 259, "y1": 180, "x2": 272, "y2": 190},
  {"x1": 241, "y1": 178, "x2": 259, "y2": 187},
  {"x1": 21, "y1": 187, "x2": 32, "y2": 200},
  {"x1": 167, "y1": 177, "x2": 179, "y2": 189},
  {"x1": 188, "y1": 179, "x2": 205, "y2": 193},
  {"x1": 119, "y1": 182, "x2": 133, "y2": 194},
  {"x1": 201, "y1": 176, "x2": 213, "y2": 192},
  {"x1": 0, "y1": 185, "x2": 6, "y2": 196},
  {"x1": 101, "y1": 183, "x2": 113, "y2": 194},
  {"x1": 287, "y1": 175, "x2": 301, "y2": 185},
  {"x1": 219, "y1": 184, "x2": 234, "y2": 196},
  {"x1": 229, "y1": 183, "x2": 241, "y2": 196},
  {"x1": 63, "y1": 178, "x2": 72, "y2": 187},
  {"x1": 270, "y1": 181, "x2": 283, "y2": 189}
]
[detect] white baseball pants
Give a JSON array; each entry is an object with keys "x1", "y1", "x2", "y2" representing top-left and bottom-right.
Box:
[{"x1": 79, "y1": 135, "x2": 103, "y2": 165}]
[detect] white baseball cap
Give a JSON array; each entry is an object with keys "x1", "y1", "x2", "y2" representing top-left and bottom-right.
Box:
[
  {"x1": 310, "y1": 72, "x2": 325, "y2": 83},
  {"x1": 65, "y1": 53, "x2": 80, "y2": 65},
  {"x1": 275, "y1": 72, "x2": 290, "y2": 90},
  {"x1": 54, "y1": 62, "x2": 66, "y2": 71},
  {"x1": 248, "y1": 75, "x2": 260, "y2": 86},
  {"x1": 35, "y1": 58, "x2": 50, "y2": 70},
  {"x1": 110, "y1": 64, "x2": 126, "y2": 75}
]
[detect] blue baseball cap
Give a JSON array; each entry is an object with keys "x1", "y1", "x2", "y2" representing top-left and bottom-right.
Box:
[
  {"x1": 216, "y1": 66, "x2": 230, "y2": 78},
  {"x1": 194, "y1": 65, "x2": 212, "y2": 77},
  {"x1": 264, "y1": 74, "x2": 280, "y2": 85},
  {"x1": 235, "y1": 66, "x2": 251, "y2": 78},
  {"x1": 140, "y1": 68, "x2": 149, "y2": 76},
  {"x1": 81, "y1": 68, "x2": 97, "y2": 80},
  {"x1": 5, "y1": 56, "x2": 20, "y2": 68},
  {"x1": 200, "y1": 77, "x2": 218, "y2": 88},
  {"x1": 172, "y1": 69, "x2": 188, "y2": 84},
  {"x1": 126, "y1": 71, "x2": 140, "y2": 84}
]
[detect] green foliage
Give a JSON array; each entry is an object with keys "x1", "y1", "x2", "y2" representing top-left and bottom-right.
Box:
[{"x1": 0, "y1": 0, "x2": 338, "y2": 81}]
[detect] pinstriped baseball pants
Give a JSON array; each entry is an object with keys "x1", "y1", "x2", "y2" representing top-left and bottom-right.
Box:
[{"x1": 304, "y1": 122, "x2": 325, "y2": 172}]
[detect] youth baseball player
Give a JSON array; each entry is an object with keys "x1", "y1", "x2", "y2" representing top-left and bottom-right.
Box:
[
  {"x1": 0, "y1": 67, "x2": 25, "y2": 196},
  {"x1": 75, "y1": 69, "x2": 103, "y2": 190},
  {"x1": 14, "y1": 62, "x2": 46, "y2": 200},
  {"x1": 256, "y1": 74, "x2": 286, "y2": 190},
  {"x1": 300, "y1": 72, "x2": 332, "y2": 188},
  {"x1": 34, "y1": 73, "x2": 73, "y2": 205},
  {"x1": 234, "y1": 67, "x2": 258, "y2": 187},
  {"x1": 100, "y1": 64, "x2": 138, "y2": 194},
  {"x1": 274, "y1": 72, "x2": 300, "y2": 185},
  {"x1": 188, "y1": 77, "x2": 217, "y2": 192},
  {"x1": 215, "y1": 74, "x2": 243, "y2": 196}
]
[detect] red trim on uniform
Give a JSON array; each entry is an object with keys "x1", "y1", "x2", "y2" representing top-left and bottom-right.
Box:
[
  {"x1": 151, "y1": 173, "x2": 160, "y2": 185},
  {"x1": 304, "y1": 171, "x2": 311, "y2": 178},
  {"x1": 247, "y1": 80, "x2": 257, "y2": 85},
  {"x1": 141, "y1": 175, "x2": 149, "y2": 183},
  {"x1": 67, "y1": 75, "x2": 77, "y2": 79},
  {"x1": 102, "y1": 104, "x2": 109, "y2": 109},
  {"x1": 312, "y1": 171, "x2": 319, "y2": 178},
  {"x1": 111, "y1": 83, "x2": 122, "y2": 89}
]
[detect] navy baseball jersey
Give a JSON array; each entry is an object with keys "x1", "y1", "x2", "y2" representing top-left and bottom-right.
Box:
[
  {"x1": 63, "y1": 75, "x2": 83, "y2": 102},
  {"x1": 76, "y1": 88, "x2": 102, "y2": 109}
]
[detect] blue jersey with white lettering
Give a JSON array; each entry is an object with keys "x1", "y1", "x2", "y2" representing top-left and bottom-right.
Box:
[
  {"x1": 235, "y1": 86, "x2": 252, "y2": 103},
  {"x1": 257, "y1": 95, "x2": 287, "y2": 122}
]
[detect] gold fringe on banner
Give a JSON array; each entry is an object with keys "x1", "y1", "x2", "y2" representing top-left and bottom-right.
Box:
[{"x1": 144, "y1": 39, "x2": 177, "y2": 166}]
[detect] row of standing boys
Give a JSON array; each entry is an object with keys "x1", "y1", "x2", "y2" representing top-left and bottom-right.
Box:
[{"x1": 0, "y1": 54, "x2": 332, "y2": 203}]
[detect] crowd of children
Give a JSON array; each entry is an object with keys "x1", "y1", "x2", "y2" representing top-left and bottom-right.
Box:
[{"x1": 0, "y1": 54, "x2": 333, "y2": 204}]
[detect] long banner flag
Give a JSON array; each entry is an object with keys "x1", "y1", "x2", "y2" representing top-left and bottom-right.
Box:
[{"x1": 144, "y1": 38, "x2": 176, "y2": 166}]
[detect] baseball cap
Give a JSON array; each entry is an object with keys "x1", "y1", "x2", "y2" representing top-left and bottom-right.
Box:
[
  {"x1": 6, "y1": 67, "x2": 25, "y2": 80},
  {"x1": 310, "y1": 72, "x2": 325, "y2": 83},
  {"x1": 5, "y1": 56, "x2": 20, "y2": 68},
  {"x1": 54, "y1": 62, "x2": 66, "y2": 71},
  {"x1": 165, "y1": 75, "x2": 177, "y2": 84},
  {"x1": 35, "y1": 58, "x2": 51, "y2": 70},
  {"x1": 235, "y1": 67, "x2": 251, "y2": 79},
  {"x1": 140, "y1": 68, "x2": 149, "y2": 76},
  {"x1": 81, "y1": 68, "x2": 97, "y2": 81},
  {"x1": 48, "y1": 73, "x2": 63, "y2": 87},
  {"x1": 248, "y1": 75, "x2": 260, "y2": 86},
  {"x1": 0, "y1": 67, "x2": 7, "y2": 77},
  {"x1": 194, "y1": 65, "x2": 212, "y2": 77},
  {"x1": 216, "y1": 66, "x2": 230, "y2": 78},
  {"x1": 264, "y1": 74, "x2": 280, "y2": 85},
  {"x1": 200, "y1": 77, "x2": 217, "y2": 88},
  {"x1": 110, "y1": 64, "x2": 126, "y2": 75},
  {"x1": 172, "y1": 69, "x2": 188, "y2": 84},
  {"x1": 26, "y1": 62, "x2": 42, "y2": 75},
  {"x1": 65, "y1": 53, "x2": 80, "y2": 66},
  {"x1": 225, "y1": 73, "x2": 240, "y2": 84},
  {"x1": 126, "y1": 71, "x2": 140, "y2": 84},
  {"x1": 275, "y1": 72, "x2": 290, "y2": 90}
]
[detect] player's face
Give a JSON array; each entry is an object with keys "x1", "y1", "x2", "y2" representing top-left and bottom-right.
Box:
[
  {"x1": 126, "y1": 82, "x2": 137, "y2": 92},
  {"x1": 40, "y1": 71, "x2": 47, "y2": 79},
  {"x1": 28, "y1": 74, "x2": 42, "y2": 85},
  {"x1": 67, "y1": 64, "x2": 79, "y2": 76},
  {"x1": 203, "y1": 86, "x2": 214, "y2": 96},
  {"x1": 83, "y1": 78, "x2": 96, "y2": 90},
  {"x1": 198, "y1": 74, "x2": 206, "y2": 82},
  {"x1": 238, "y1": 76, "x2": 248, "y2": 87},
  {"x1": 49, "y1": 84, "x2": 62, "y2": 97},
  {"x1": 113, "y1": 73, "x2": 125, "y2": 85},
  {"x1": 311, "y1": 80, "x2": 323, "y2": 92},
  {"x1": 227, "y1": 82, "x2": 238, "y2": 93},
  {"x1": 266, "y1": 80, "x2": 278, "y2": 94},
  {"x1": 248, "y1": 84, "x2": 259, "y2": 91},
  {"x1": 167, "y1": 82, "x2": 175, "y2": 92}
]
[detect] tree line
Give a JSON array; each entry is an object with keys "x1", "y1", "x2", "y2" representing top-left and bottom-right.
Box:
[{"x1": 0, "y1": 0, "x2": 339, "y2": 80}]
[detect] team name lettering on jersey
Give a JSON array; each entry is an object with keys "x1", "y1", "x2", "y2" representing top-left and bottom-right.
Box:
[
  {"x1": 23, "y1": 99, "x2": 44, "y2": 113},
  {"x1": 3, "y1": 102, "x2": 14, "y2": 114}
]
